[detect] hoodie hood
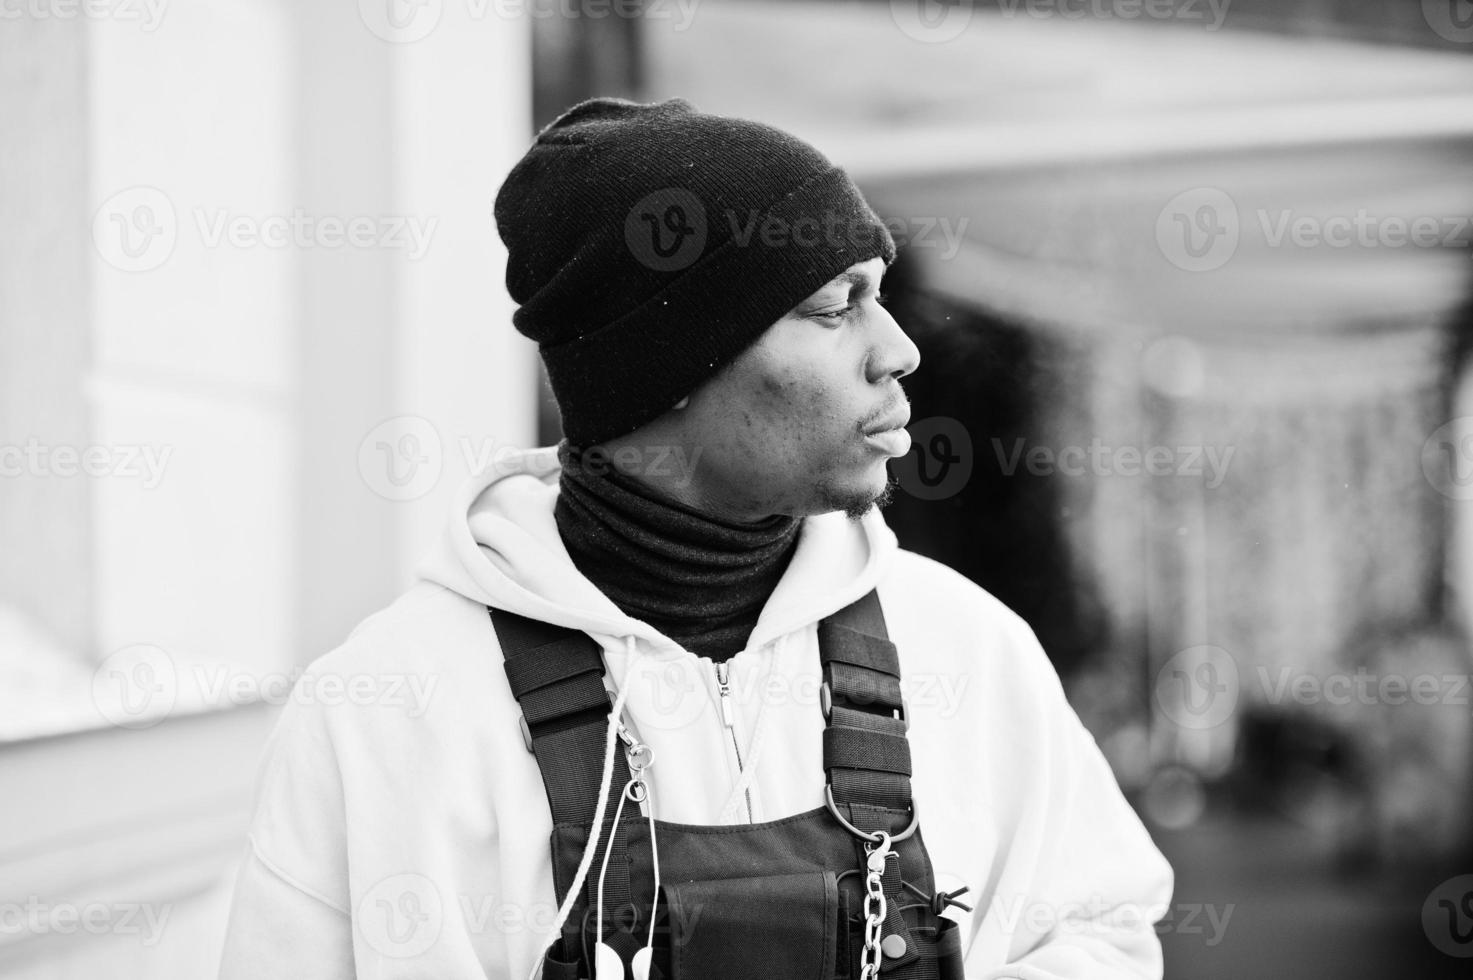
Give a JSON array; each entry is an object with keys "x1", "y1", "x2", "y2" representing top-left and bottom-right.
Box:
[{"x1": 414, "y1": 444, "x2": 899, "y2": 657}]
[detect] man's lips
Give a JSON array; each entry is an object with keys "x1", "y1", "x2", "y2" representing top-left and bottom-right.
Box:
[
  {"x1": 862, "y1": 405, "x2": 913, "y2": 457},
  {"x1": 863, "y1": 407, "x2": 911, "y2": 436},
  {"x1": 863, "y1": 426, "x2": 912, "y2": 457}
]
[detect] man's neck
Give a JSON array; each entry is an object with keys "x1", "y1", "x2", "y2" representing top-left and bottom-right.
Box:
[{"x1": 553, "y1": 441, "x2": 801, "y2": 661}]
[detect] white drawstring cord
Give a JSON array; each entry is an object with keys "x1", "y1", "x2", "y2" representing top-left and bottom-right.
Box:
[
  {"x1": 593, "y1": 754, "x2": 660, "y2": 980},
  {"x1": 717, "y1": 632, "x2": 787, "y2": 822},
  {"x1": 631, "y1": 781, "x2": 660, "y2": 980},
  {"x1": 527, "y1": 635, "x2": 641, "y2": 980}
]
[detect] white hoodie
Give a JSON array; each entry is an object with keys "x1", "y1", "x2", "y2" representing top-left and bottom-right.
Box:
[{"x1": 218, "y1": 445, "x2": 1173, "y2": 980}]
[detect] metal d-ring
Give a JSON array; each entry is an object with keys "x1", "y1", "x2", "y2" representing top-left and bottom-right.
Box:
[
  {"x1": 824, "y1": 785, "x2": 920, "y2": 843},
  {"x1": 625, "y1": 742, "x2": 654, "y2": 773}
]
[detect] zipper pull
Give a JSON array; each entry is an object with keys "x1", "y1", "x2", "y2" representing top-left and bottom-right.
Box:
[{"x1": 714, "y1": 662, "x2": 735, "y2": 728}]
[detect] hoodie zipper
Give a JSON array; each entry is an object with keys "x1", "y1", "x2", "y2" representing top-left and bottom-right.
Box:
[{"x1": 713, "y1": 661, "x2": 754, "y2": 822}]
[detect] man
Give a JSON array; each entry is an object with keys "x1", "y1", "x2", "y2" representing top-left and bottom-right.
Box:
[{"x1": 218, "y1": 97, "x2": 1173, "y2": 979}]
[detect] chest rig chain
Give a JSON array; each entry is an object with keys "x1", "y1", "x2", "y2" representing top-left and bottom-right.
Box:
[{"x1": 490, "y1": 591, "x2": 968, "y2": 980}]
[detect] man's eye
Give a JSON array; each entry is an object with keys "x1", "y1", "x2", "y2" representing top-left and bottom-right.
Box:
[{"x1": 810, "y1": 290, "x2": 884, "y2": 322}]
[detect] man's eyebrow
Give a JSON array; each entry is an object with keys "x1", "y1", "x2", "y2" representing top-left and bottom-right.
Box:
[{"x1": 819, "y1": 270, "x2": 875, "y2": 292}]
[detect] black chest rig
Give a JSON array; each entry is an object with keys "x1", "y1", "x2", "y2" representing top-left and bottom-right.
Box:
[{"x1": 490, "y1": 591, "x2": 967, "y2": 980}]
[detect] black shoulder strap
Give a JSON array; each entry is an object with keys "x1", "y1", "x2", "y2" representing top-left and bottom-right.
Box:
[
  {"x1": 494, "y1": 589, "x2": 925, "y2": 972},
  {"x1": 490, "y1": 607, "x2": 632, "y2": 823},
  {"x1": 820, "y1": 590, "x2": 930, "y2": 975},
  {"x1": 488, "y1": 591, "x2": 913, "y2": 933},
  {"x1": 493, "y1": 591, "x2": 926, "y2": 974},
  {"x1": 492, "y1": 589, "x2": 913, "y2": 826},
  {"x1": 819, "y1": 589, "x2": 915, "y2": 825},
  {"x1": 487, "y1": 607, "x2": 634, "y2": 961}
]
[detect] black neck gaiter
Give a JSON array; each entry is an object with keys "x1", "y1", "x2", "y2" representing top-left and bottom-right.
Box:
[{"x1": 553, "y1": 442, "x2": 801, "y2": 662}]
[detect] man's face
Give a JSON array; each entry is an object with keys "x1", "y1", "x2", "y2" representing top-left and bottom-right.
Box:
[{"x1": 657, "y1": 256, "x2": 921, "y2": 521}]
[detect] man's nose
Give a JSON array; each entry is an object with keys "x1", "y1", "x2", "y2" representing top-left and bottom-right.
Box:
[{"x1": 867, "y1": 305, "x2": 921, "y2": 383}]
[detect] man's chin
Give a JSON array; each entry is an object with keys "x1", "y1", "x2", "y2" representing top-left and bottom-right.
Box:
[{"x1": 837, "y1": 473, "x2": 898, "y2": 522}]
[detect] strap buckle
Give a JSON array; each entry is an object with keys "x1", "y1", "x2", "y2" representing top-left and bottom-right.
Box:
[
  {"x1": 820, "y1": 680, "x2": 909, "y2": 732},
  {"x1": 518, "y1": 686, "x2": 621, "y2": 754}
]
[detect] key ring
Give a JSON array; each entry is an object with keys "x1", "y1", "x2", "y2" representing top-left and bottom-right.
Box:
[{"x1": 626, "y1": 741, "x2": 654, "y2": 773}]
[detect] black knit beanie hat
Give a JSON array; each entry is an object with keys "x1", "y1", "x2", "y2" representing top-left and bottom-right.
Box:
[{"x1": 494, "y1": 97, "x2": 896, "y2": 448}]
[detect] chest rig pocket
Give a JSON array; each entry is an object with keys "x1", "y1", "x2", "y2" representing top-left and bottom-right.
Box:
[{"x1": 491, "y1": 591, "x2": 967, "y2": 980}]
